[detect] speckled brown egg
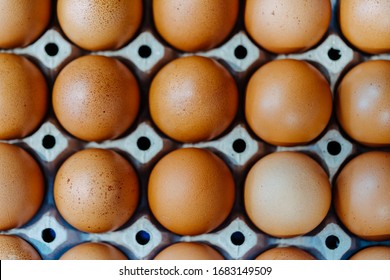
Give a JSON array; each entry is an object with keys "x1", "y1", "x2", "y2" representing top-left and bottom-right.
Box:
[
  {"x1": 57, "y1": 0, "x2": 143, "y2": 51},
  {"x1": 149, "y1": 56, "x2": 238, "y2": 143},
  {"x1": 0, "y1": 0, "x2": 51, "y2": 48},
  {"x1": 244, "y1": 152, "x2": 331, "y2": 238},
  {"x1": 245, "y1": 59, "x2": 332, "y2": 146},
  {"x1": 334, "y1": 151, "x2": 390, "y2": 241},
  {"x1": 148, "y1": 148, "x2": 235, "y2": 236},
  {"x1": 153, "y1": 0, "x2": 238, "y2": 52},
  {"x1": 336, "y1": 60, "x2": 390, "y2": 146},
  {"x1": 154, "y1": 242, "x2": 224, "y2": 260},
  {"x1": 0, "y1": 235, "x2": 41, "y2": 260},
  {"x1": 53, "y1": 55, "x2": 140, "y2": 142},
  {"x1": 245, "y1": 0, "x2": 331, "y2": 54},
  {"x1": 54, "y1": 148, "x2": 139, "y2": 233},
  {"x1": 340, "y1": 0, "x2": 390, "y2": 54},
  {"x1": 0, "y1": 143, "x2": 44, "y2": 231},
  {"x1": 0, "y1": 53, "x2": 48, "y2": 140},
  {"x1": 349, "y1": 246, "x2": 390, "y2": 260},
  {"x1": 60, "y1": 242, "x2": 127, "y2": 260},
  {"x1": 255, "y1": 247, "x2": 316, "y2": 260}
]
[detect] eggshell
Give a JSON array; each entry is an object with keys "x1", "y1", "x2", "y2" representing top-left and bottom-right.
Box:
[
  {"x1": 244, "y1": 152, "x2": 331, "y2": 238},
  {"x1": 255, "y1": 247, "x2": 316, "y2": 260},
  {"x1": 149, "y1": 56, "x2": 238, "y2": 143},
  {"x1": 54, "y1": 148, "x2": 139, "y2": 233},
  {"x1": 339, "y1": 0, "x2": 390, "y2": 54},
  {"x1": 0, "y1": 0, "x2": 51, "y2": 48},
  {"x1": 245, "y1": 0, "x2": 331, "y2": 54},
  {"x1": 57, "y1": 0, "x2": 143, "y2": 51},
  {"x1": 334, "y1": 151, "x2": 390, "y2": 241},
  {"x1": 0, "y1": 235, "x2": 41, "y2": 260},
  {"x1": 60, "y1": 242, "x2": 127, "y2": 260},
  {"x1": 154, "y1": 242, "x2": 224, "y2": 260},
  {"x1": 53, "y1": 55, "x2": 140, "y2": 142},
  {"x1": 153, "y1": 0, "x2": 238, "y2": 52},
  {"x1": 148, "y1": 148, "x2": 235, "y2": 236},
  {"x1": 0, "y1": 143, "x2": 45, "y2": 231},
  {"x1": 245, "y1": 59, "x2": 332, "y2": 146},
  {"x1": 349, "y1": 246, "x2": 390, "y2": 260},
  {"x1": 0, "y1": 53, "x2": 48, "y2": 140},
  {"x1": 336, "y1": 60, "x2": 390, "y2": 146}
]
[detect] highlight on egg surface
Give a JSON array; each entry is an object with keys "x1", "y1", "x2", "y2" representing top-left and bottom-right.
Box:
[
  {"x1": 153, "y1": 242, "x2": 224, "y2": 260},
  {"x1": 245, "y1": 59, "x2": 332, "y2": 146},
  {"x1": 54, "y1": 148, "x2": 139, "y2": 233},
  {"x1": 334, "y1": 151, "x2": 390, "y2": 241},
  {"x1": 0, "y1": 235, "x2": 41, "y2": 260},
  {"x1": 255, "y1": 247, "x2": 316, "y2": 260},
  {"x1": 60, "y1": 242, "x2": 128, "y2": 260},
  {"x1": 244, "y1": 151, "x2": 331, "y2": 238},
  {"x1": 148, "y1": 148, "x2": 235, "y2": 236}
]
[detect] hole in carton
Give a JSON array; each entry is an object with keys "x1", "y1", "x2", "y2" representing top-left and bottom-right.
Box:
[
  {"x1": 328, "y1": 48, "x2": 341, "y2": 61},
  {"x1": 233, "y1": 139, "x2": 246, "y2": 153},
  {"x1": 45, "y1": 43, "x2": 59, "y2": 56},
  {"x1": 138, "y1": 45, "x2": 152, "y2": 58},
  {"x1": 136, "y1": 230, "x2": 150, "y2": 245},
  {"x1": 325, "y1": 235, "x2": 340, "y2": 250},
  {"x1": 42, "y1": 135, "x2": 56, "y2": 149},
  {"x1": 42, "y1": 228, "x2": 56, "y2": 243},
  {"x1": 231, "y1": 231, "x2": 245, "y2": 246},
  {"x1": 234, "y1": 45, "x2": 248, "y2": 59},
  {"x1": 137, "y1": 136, "x2": 151, "y2": 151},
  {"x1": 327, "y1": 141, "x2": 341, "y2": 156}
]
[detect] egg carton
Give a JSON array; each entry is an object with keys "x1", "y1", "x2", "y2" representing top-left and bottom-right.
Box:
[{"x1": 1, "y1": 0, "x2": 389, "y2": 260}]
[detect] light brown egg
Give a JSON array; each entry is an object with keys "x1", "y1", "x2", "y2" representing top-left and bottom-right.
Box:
[
  {"x1": 334, "y1": 151, "x2": 390, "y2": 241},
  {"x1": 245, "y1": 59, "x2": 332, "y2": 146},
  {"x1": 54, "y1": 148, "x2": 139, "y2": 233},
  {"x1": 245, "y1": 0, "x2": 331, "y2": 54},
  {"x1": 60, "y1": 242, "x2": 127, "y2": 260},
  {"x1": 149, "y1": 56, "x2": 238, "y2": 143},
  {"x1": 57, "y1": 0, "x2": 143, "y2": 51},
  {"x1": 0, "y1": 143, "x2": 44, "y2": 231},
  {"x1": 154, "y1": 242, "x2": 224, "y2": 260},
  {"x1": 53, "y1": 55, "x2": 140, "y2": 142},
  {"x1": 349, "y1": 246, "x2": 390, "y2": 260},
  {"x1": 339, "y1": 0, "x2": 390, "y2": 54},
  {"x1": 148, "y1": 148, "x2": 235, "y2": 236},
  {"x1": 244, "y1": 152, "x2": 331, "y2": 238},
  {"x1": 0, "y1": 235, "x2": 41, "y2": 260},
  {"x1": 255, "y1": 247, "x2": 316, "y2": 260},
  {"x1": 153, "y1": 0, "x2": 238, "y2": 52},
  {"x1": 0, "y1": 53, "x2": 48, "y2": 140},
  {"x1": 336, "y1": 60, "x2": 390, "y2": 146},
  {"x1": 0, "y1": 0, "x2": 51, "y2": 48}
]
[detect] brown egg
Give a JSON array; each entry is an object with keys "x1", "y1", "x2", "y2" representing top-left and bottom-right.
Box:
[
  {"x1": 57, "y1": 0, "x2": 143, "y2": 51},
  {"x1": 245, "y1": 0, "x2": 331, "y2": 54},
  {"x1": 339, "y1": 0, "x2": 390, "y2": 54},
  {"x1": 255, "y1": 247, "x2": 316, "y2": 260},
  {"x1": 245, "y1": 59, "x2": 332, "y2": 146},
  {"x1": 154, "y1": 242, "x2": 224, "y2": 260},
  {"x1": 349, "y1": 246, "x2": 390, "y2": 260},
  {"x1": 148, "y1": 148, "x2": 235, "y2": 236},
  {"x1": 149, "y1": 56, "x2": 238, "y2": 143},
  {"x1": 0, "y1": 53, "x2": 48, "y2": 140},
  {"x1": 336, "y1": 60, "x2": 390, "y2": 146},
  {"x1": 60, "y1": 242, "x2": 127, "y2": 260},
  {"x1": 0, "y1": 143, "x2": 44, "y2": 231},
  {"x1": 53, "y1": 55, "x2": 140, "y2": 142},
  {"x1": 54, "y1": 148, "x2": 139, "y2": 233},
  {"x1": 153, "y1": 0, "x2": 238, "y2": 52},
  {"x1": 334, "y1": 151, "x2": 390, "y2": 241},
  {"x1": 0, "y1": 235, "x2": 41, "y2": 260},
  {"x1": 0, "y1": 0, "x2": 51, "y2": 48},
  {"x1": 244, "y1": 152, "x2": 331, "y2": 238}
]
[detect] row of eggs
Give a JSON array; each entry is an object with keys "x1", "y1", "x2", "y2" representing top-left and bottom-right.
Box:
[
  {"x1": 1, "y1": 0, "x2": 389, "y2": 54},
  {"x1": 1, "y1": 53, "x2": 389, "y2": 146}
]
